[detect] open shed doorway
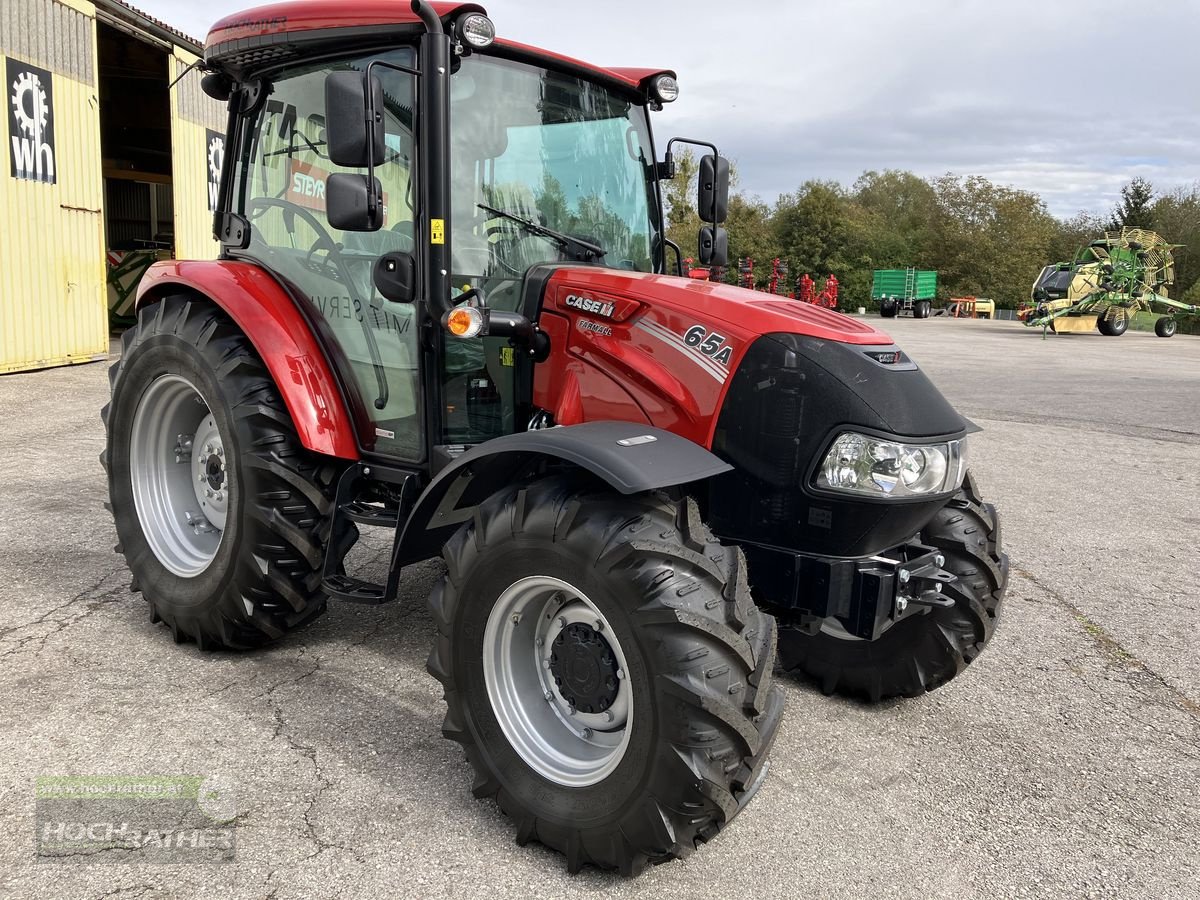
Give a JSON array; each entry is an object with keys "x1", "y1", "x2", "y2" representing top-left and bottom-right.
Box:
[{"x1": 97, "y1": 19, "x2": 175, "y2": 327}]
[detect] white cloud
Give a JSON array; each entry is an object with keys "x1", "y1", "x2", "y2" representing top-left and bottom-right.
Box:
[{"x1": 136, "y1": 0, "x2": 1200, "y2": 216}]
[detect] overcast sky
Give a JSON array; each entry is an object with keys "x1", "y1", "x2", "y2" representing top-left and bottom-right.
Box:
[{"x1": 142, "y1": 0, "x2": 1200, "y2": 218}]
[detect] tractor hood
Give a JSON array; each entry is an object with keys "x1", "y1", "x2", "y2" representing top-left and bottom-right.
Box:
[
  {"x1": 542, "y1": 269, "x2": 887, "y2": 346},
  {"x1": 526, "y1": 265, "x2": 970, "y2": 558}
]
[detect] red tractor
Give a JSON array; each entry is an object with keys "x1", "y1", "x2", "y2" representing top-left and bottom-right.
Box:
[{"x1": 102, "y1": 0, "x2": 1008, "y2": 875}]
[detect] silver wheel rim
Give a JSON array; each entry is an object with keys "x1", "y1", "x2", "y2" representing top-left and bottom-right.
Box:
[
  {"x1": 482, "y1": 576, "x2": 633, "y2": 787},
  {"x1": 129, "y1": 375, "x2": 228, "y2": 577}
]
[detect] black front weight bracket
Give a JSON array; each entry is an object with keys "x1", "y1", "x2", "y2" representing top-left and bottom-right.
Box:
[{"x1": 742, "y1": 540, "x2": 959, "y2": 641}]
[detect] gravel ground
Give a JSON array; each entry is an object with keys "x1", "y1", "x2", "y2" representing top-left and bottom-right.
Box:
[{"x1": 0, "y1": 315, "x2": 1196, "y2": 899}]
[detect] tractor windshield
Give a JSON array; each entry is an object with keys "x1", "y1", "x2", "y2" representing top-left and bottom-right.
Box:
[{"x1": 449, "y1": 55, "x2": 659, "y2": 306}]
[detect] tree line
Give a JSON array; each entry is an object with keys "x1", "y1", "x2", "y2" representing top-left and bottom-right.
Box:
[{"x1": 664, "y1": 157, "x2": 1200, "y2": 315}]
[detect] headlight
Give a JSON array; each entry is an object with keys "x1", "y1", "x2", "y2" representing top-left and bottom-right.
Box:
[
  {"x1": 457, "y1": 14, "x2": 496, "y2": 48},
  {"x1": 817, "y1": 432, "x2": 967, "y2": 499},
  {"x1": 651, "y1": 74, "x2": 679, "y2": 103}
]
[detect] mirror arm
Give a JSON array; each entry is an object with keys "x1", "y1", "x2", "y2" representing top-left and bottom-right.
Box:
[{"x1": 664, "y1": 238, "x2": 684, "y2": 276}]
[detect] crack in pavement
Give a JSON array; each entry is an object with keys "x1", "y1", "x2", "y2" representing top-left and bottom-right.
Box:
[
  {"x1": 1014, "y1": 565, "x2": 1200, "y2": 719},
  {"x1": 0, "y1": 565, "x2": 129, "y2": 659}
]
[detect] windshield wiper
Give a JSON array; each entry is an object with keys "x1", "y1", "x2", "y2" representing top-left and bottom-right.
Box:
[{"x1": 477, "y1": 204, "x2": 605, "y2": 262}]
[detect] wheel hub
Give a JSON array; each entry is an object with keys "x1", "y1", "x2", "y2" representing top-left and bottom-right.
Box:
[
  {"x1": 549, "y1": 622, "x2": 619, "y2": 715},
  {"x1": 129, "y1": 376, "x2": 227, "y2": 577},
  {"x1": 482, "y1": 576, "x2": 633, "y2": 788}
]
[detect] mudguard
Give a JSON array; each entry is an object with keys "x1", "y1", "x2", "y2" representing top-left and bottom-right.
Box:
[
  {"x1": 137, "y1": 260, "x2": 360, "y2": 460},
  {"x1": 395, "y1": 421, "x2": 732, "y2": 566}
]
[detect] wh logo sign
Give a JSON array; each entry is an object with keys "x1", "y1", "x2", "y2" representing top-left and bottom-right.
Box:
[
  {"x1": 206, "y1": 129, "x2": 225, "y2": 211},
  {"x1": 7, "y1": 60, "x2": 56, "y2": 184}
]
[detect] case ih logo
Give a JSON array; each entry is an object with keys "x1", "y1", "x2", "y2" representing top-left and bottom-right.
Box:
[
  {"x1": 206, "y1": 129, "x2": 225, "y2": 211},
  {"x1": 564, "y1": 294, "x2": 615, "y2": 318},
  {"x1": 8, "y1": 60, "x2": 56, "y2": 184},
  {"x1": 865, "y1": 350, "x2": 904, "y2": 365}
]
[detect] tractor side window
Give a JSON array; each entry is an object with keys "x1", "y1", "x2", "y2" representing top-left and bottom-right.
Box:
[{"x1": 237, "y1": 50, "x2": 422, "y2": 460}]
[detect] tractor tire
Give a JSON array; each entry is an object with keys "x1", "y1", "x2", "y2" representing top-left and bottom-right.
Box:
[
  {"x1": 914, "y1": 300, "x2": 932, "y2": 319},
  {"x1": 102, "y1": 295, "x2": 352, "y2": 650},
  {"x1": 879, "y1": 300, "x2": 898, "y2": 319},
  {"x1": 1155, "y1": 316, "x2": 1177, "y2": 338},
  {"x1": 428, "y1": 477, "x2": 784, "y2": 875},
  {"x1": 777, "y1": 471, "x2": 1007, "y2": 703}
]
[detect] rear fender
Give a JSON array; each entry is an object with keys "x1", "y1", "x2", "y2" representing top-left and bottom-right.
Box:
[
  {"x1": 394, "y1": 422, "x2": 732, "y2": 566},
  {"x1": 137, "y1": 260, "x2": 360, "y2": 460}
]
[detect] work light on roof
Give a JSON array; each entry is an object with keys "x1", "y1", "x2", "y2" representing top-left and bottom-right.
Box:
[
  {"x1": 458, "y1": 14, "x2": 496, "y2": 48},
  {"x1": 652, "y1": 74, "x2": 680, "y2": 103}
]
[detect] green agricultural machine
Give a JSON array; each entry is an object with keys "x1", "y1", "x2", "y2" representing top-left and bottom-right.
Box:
[
  {"x1": 875, "y1": 268, "x2": 938, "y2": 318},
  {"x1": 1024, "y1": 227, "x2": 1197, "y2": 338}
]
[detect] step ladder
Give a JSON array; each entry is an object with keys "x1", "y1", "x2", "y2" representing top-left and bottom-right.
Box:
[
  {"x1": 904, "y1": 267, "x2": 916, "y2": 301},
  {"x1": 320, "y1": 462, "x2": 419, "y2": 605}
]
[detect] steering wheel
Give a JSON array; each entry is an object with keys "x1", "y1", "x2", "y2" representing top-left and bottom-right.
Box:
[{"x1": 247, "y1": 197, "x2": 348, "y2": 283}]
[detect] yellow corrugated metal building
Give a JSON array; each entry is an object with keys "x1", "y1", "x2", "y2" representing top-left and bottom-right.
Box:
[{"x1": 1, "y1": 0, "x2": 224, "y2": 374}]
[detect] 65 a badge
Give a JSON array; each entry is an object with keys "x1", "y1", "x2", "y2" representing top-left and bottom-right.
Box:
[{"x1": 683, "y1": 325, "x2": 733, "y2": 366}]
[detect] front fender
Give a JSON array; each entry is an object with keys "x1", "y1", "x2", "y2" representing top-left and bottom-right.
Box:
[
  {"x1": 395, "y1": 422, "x2": 732, "y2": 565},
  {"x1": 137, "y1": 261, "x2": 360, "y2": 460}
]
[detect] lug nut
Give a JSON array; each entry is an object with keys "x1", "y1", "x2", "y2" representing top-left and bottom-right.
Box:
[
  {"x1": 581, "y1": 728, "x2": 593, "y2": 739},
  {"x1": 896, "y1": 596, "x2": 909, "y2": 614},
  {"x1": 616, "y1": 669, "x2": 625, "y2": 680},
  {"x1": 542, "y1": 660, "x2": 550, "y2": 669},
  {"x1": 511, "y1": 613, "x2": 520, "y2": 625},
  {"x1": 898, "y1": 569, "x2": 911, "y2": 584},
  {"x1": 544, "y1": 691, "x2": 554, "y2": 702}
]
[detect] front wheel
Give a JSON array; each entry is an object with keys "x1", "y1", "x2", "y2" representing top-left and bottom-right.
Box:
[
  {"x1": 427, "y1": 478, "x2": 783, "y2": 874},
  {"x1": 880, "y1": 300, "x2": 898, "y2": 319},
  {"x1": 778, "y1": 472, "x2": 1008, "y2": 702}
]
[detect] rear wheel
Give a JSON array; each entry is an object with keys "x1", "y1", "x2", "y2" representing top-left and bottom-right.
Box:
[
  {"x1": 1155, "y1": 316, "x2": 1177, "y2": 338},
  {"x1": 102, "y1": 295, "x2": 351, "y2": 649},
  {"x1": 914, "y1": 300, "x2": 932, "y2": 319},
  {"x1": 777, "y1": 472, "x2": 1007, "y2": 702},
  {"x1": 428, "y1": 478, "x2": 783, "y2": 874}
]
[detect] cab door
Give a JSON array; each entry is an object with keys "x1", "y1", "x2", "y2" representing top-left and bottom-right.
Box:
[{"x1": 236, "y1": 49, "x2": 424, "y2": 460}]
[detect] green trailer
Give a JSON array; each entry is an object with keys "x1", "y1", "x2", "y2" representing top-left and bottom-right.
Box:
[{"x1": 873, "y1": 268, "x2": 937, "y2": 318}]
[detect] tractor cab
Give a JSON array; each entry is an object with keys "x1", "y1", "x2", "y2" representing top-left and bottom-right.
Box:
[{"x1": 200, "y1": 1, "x2": 725, "y2": 465}]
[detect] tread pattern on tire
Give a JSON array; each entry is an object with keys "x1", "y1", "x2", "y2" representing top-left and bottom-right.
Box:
[
  {"x1": 102, "y1": 295, "x2": 349, "y2": 650},
  {"x1": 427, "y1": 477, "x2": 784, "y2": 875},
  {"x1": 778, "y1": 471, "x2": 1008, "y2": 702}
]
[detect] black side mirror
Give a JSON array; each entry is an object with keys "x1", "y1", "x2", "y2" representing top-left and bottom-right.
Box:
[
  {"x1": 201, "y1": 72, "x2": 233, "y2": 102},
  {"x1": 699, "y1": 226, "x2": 728, "y2": 267},
  {"x1": 327, "y1": 173, "x2": 384, "y2": 232},
  {"x1": 698, "y1": 154, "x2": 730, "y2": 224},
  {"x1": 374, "y1": 251, "x2": 417, "y2": 303},
  {"x1": 325, "y1": 71, "x2": 385, "y2": 168}
]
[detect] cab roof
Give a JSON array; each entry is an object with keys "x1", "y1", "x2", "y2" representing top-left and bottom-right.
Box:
[{"x1": 206, "y1": 1, "x2": 674, "y2": 92}]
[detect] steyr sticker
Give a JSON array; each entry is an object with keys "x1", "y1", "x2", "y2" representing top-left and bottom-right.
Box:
[{"x1": 430, "y1": 219, "x2": 445, "y2": 245}]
